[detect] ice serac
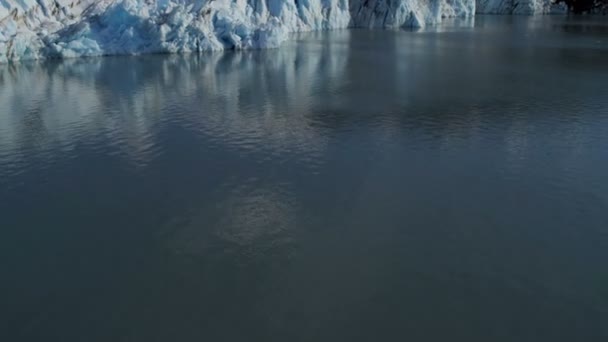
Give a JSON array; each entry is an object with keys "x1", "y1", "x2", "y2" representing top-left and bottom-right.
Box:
[
  {"x1": 1, "y1": 0, "x2": 473, "y2": 62},
  {"x1": 476, "y1": 0, "x2": 567, "y2": 14}
]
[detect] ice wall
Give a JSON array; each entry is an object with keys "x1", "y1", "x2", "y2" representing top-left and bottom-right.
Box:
[
  {"x1": 1, "y1": 0, "x2": 475, "y2": 62},
  {"x1": 352, "y1": 0, "x2": 474, "y2": 28},
  {"x1": 476, "y1": 0, "x2": 567, "y2": 14}
]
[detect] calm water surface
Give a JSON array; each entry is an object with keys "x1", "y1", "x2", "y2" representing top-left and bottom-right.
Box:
[{"x1": 1, "y1": 16, "x2": 608, "y2": 341}]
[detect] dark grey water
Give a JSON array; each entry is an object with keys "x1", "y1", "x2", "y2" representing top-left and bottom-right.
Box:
[{"x1": 1, "y1": 16, "x2": 608, "y2": 341}]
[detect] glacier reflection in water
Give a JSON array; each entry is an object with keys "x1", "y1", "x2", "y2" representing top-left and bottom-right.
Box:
[{"x1": 1, "y1": 17, "x2": 608, "y2": 342}]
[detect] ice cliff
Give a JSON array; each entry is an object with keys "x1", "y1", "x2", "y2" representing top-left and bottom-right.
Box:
[
  {"x1": 0, "y1": 0, "x2": 571, "y2": 63},
  {"x1": 476, "y1": 0, "x2": 566, "y2": 14},
  {"x1": 1, "y1": 0, "x2": 474, "y2": 62}
]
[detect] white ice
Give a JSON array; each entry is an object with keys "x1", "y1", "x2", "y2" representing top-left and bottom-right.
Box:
[{"x1": 0, "y1": 0, "x2": 565, "y2": 63}]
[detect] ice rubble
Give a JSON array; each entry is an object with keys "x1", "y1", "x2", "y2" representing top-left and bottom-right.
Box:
[{"x1": 1, "y1": 0, "x2": 476, "y2": 62}]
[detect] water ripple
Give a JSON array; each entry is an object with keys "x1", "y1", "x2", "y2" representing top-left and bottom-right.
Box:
[{"x1": 1, "y1": 18, "x2": 608, "y2": 340}]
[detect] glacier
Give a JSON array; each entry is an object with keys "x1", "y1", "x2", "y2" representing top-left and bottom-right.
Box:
[
  {"x1": 1, "y1": 0, "x2": 476, "y2": 62},
  {"x1": 0, "y1": 0, "x2": 570, "y2": 63},
  {"x1": 476, "y1": 0, "x2": 567, "y2": 14}
]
